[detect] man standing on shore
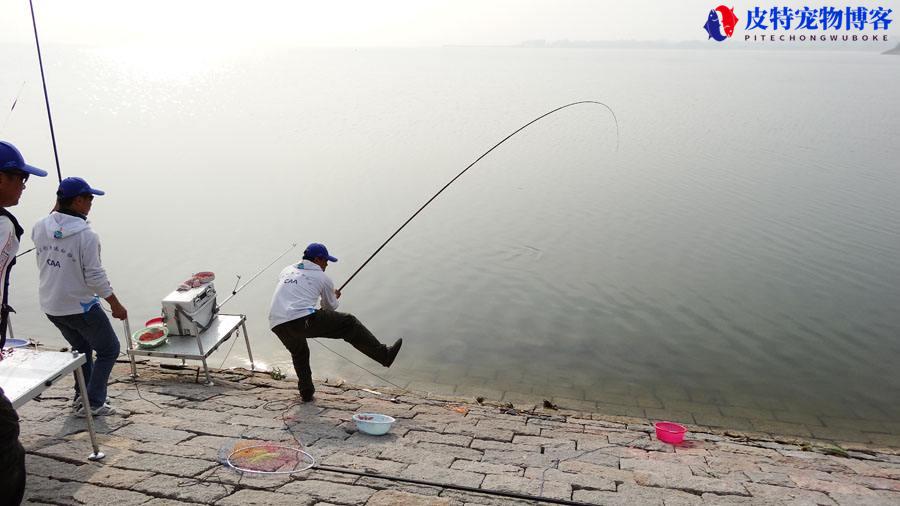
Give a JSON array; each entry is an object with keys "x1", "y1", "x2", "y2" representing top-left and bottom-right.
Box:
[
  {"x1": 33, "y1": 177, "x2": 127, "y2": 417},
  {"x1": 269, "y1": 243, "x2": 402, "y2": 402},
  {"x1": 0, "y1": 140, "x2": 48, "y2": 506}
]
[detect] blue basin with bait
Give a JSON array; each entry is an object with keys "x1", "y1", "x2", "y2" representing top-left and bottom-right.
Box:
[{"x1": 352, "y1": 413, "x2": 395, "y2": 435}]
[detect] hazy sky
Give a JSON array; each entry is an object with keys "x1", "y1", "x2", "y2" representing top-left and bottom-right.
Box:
[{"x1": 1, "y1": 0, "x2": 896, "y2": 48}]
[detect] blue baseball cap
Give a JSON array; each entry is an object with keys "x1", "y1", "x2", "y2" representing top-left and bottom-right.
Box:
[
  {"x1": 57, "y1": 177, "x2": 105, "y2": 199},
  {"x1": 304, "y1": 243, "x2": 338, "y2": 262},
  {"x1": 0, "y1": 141, "x2": 49, "y2": 177}
]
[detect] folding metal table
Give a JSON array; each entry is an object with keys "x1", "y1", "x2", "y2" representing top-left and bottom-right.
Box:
[
  {"x1": 124, "y1": 313, "x2": 254, "y2": 385},
  {"x1": 0, "y1": 348, "x2": 104, "y2": 460}
]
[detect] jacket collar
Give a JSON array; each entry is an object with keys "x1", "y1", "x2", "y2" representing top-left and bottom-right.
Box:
[
  {"x1": 298, "y1": 259, "x2": 323, "y2": 271},
  {"x1": 57, "y1": 208, "x2": 87, "y2": 221}
]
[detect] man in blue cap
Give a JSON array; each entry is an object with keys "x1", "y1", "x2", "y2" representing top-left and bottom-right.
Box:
[
  {"x1": 32, "y1": 177, "x2": 127, "y2": 417},
  {"x1": 0, "y1": 140, "x2": 48, "y2": 506},
  {"x1": 269, "y1": 243, "x2": 402, "y2": 402}
]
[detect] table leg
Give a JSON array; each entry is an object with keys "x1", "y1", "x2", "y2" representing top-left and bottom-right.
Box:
[
  {"x1": 200, "y1": 358, "x2": 213, "y2": 386},
  {"x1": 74, "y1": 367, "x2": 105, "y2": 461},
  {"x1": 122, "y1": 320, "x2": 138, "y2": 378},
  {"x1": 241, "y1": 321, "x2": 255, "y2": 371},
  {"x1": 127, "y1": 354, "x2": 138, "y2": 378}
]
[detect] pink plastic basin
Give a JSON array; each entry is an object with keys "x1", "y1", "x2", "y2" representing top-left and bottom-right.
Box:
[{"x1": 655, "y1": 421, "x2": 687, "y2": 444}]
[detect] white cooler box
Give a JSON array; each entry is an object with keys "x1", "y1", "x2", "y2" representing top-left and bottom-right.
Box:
[{"x1": 162, "y1": 284, "x2": 217, "y2": 336}]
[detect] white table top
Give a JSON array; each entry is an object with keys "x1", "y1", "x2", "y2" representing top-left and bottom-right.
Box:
[
  {"x1": 0, "y1": 348, "x2": 86, "y2": 409},
  {"x1": 127, "y1": 314, "x2": 245, "y2": 360}
]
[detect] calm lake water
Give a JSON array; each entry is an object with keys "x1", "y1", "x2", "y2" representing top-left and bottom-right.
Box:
[{"x1": 3, "y1": 46, "x2": 899, "y2": 433}]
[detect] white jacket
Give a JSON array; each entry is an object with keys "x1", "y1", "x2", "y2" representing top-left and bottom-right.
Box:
[
  {"x1": 32, "y1": 212, "x2": 113, "y2": 316},
  {"x1": 268, "y1": 260, "x2": 339, "y2": 329}
]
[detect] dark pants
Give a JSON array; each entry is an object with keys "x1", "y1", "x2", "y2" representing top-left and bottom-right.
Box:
[
  {"x1": 46, "y1": 304, "x2": 121, "y2": 409},
  {"x1": 0, "y1": 389, "x2": 25, "y2": 506},
  {"x1": 273, "y1": 310, "x2": 390, "y2": 394}
]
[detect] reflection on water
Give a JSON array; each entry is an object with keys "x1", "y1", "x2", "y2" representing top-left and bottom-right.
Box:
[{"x1": 2, "y1": 46, "x2": 898, "y2": 443}]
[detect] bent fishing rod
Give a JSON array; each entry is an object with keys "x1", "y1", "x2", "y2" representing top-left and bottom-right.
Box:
[{"x1": 338, "y1": 100, "x2": 619, "y2": 292}]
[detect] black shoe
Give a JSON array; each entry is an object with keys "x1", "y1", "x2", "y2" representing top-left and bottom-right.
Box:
[
  {"x1": 300, "y1": 389, "x2": 315, "y2": 403},
  {"x1": 383, "y1": 338, "x2": 403, "y2": 368}
]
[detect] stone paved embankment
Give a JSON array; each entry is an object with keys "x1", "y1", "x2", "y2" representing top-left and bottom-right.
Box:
[
  {"x1": 379, "y1": 365, "x2": 900, "y2": 449},
  {"x1": 17, "y1": 362, "x2": 900, "y2": 505}
]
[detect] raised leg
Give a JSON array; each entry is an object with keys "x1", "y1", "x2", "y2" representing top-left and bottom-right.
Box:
[{"x1": 309, "y1": 311, "x2": 390, "y2": 365}]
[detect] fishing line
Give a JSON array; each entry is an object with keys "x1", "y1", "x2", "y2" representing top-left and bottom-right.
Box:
[
  {"x1": 308, "y1": 338, "x2": 569, "y2": 430},
  {"x1": 216, "y1": 328, "x2": 240, "y2": 369},
  {"x1": 217, "y1": 243, "x2": 297, "y2": 309},
  {"x1": 205, "y1": 243, "x2": 297, "y2": 369},
  {"x1": 28, "y1": 0, "x2": 62, "y2": 182},
  {"x1": 115, "y1": 320, "x2": 165, "y2": 410},
  {"x1": 338, "y1": 100, "x2": 618, "y2": 292},
  {"x1": 125, "y1": 371, "x2": 164, "y2": 410},
  {"x1": 311, "y1": 339, "x2": 407, "y2": 393}
]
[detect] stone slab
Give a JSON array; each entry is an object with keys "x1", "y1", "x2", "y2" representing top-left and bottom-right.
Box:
[{"x1": 277, "y1": 479, "x2": 377, "y2": 503}]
